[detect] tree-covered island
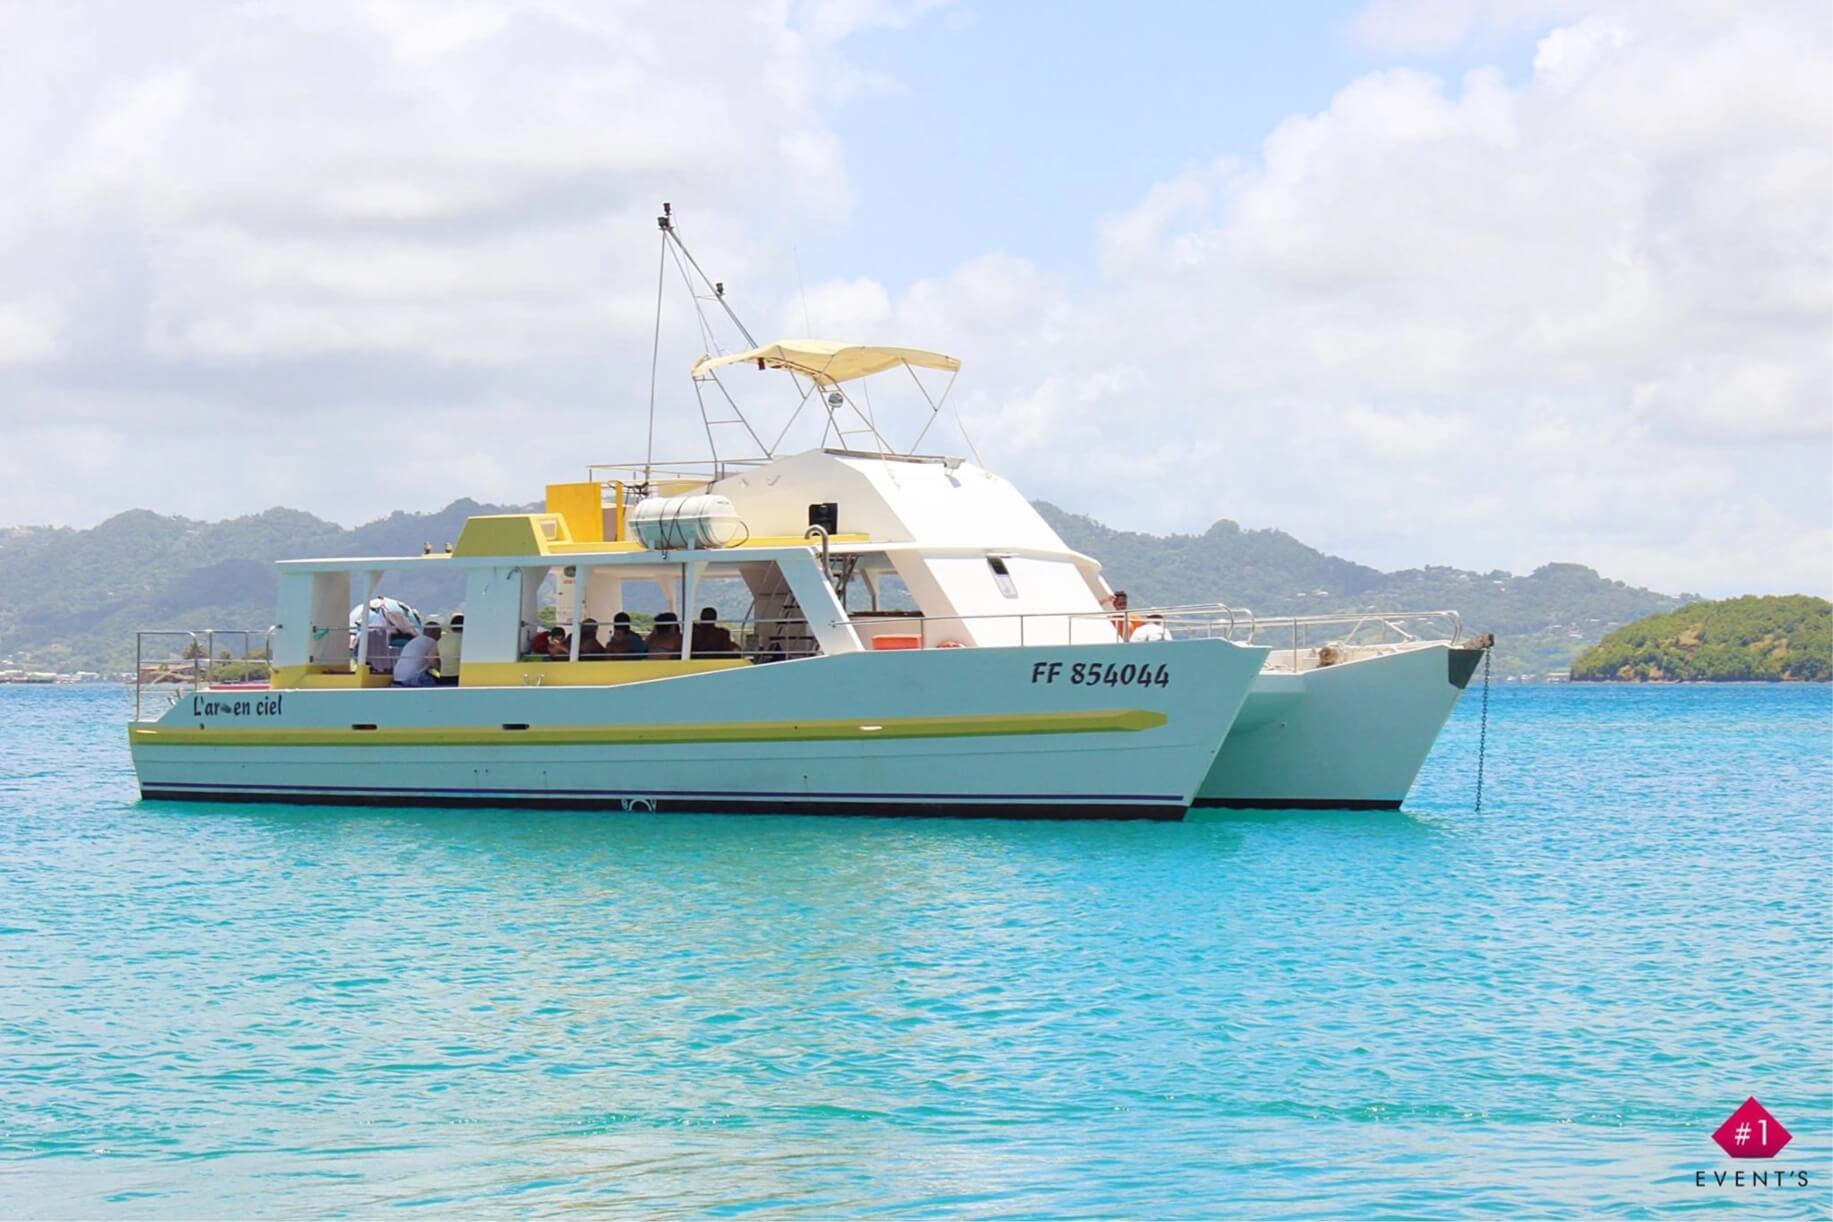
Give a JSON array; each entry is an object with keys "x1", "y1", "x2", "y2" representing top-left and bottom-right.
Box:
[{"x1": 1570, "y1": 595, "x2": 1831, "y2": 682}]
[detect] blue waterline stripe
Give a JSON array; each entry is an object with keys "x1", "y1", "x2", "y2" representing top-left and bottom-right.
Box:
[{"x1": 145, "y1": 780, "x2": 1184, "y2": 803}]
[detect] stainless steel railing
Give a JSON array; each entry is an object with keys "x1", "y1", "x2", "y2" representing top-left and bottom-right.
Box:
[
  {"x1": 525, "y1": 615, "x2": 825, "y2": 662},
  {"x1": 840, "y1": 602, "x2": 1246, "y2": 649},
  {"x1": 1229, "y1": 610, "x2": 1463, "y2": 672},
  {"x1": 133, "y1": 628, "x2": 276, "y2": 721},
  {"x1": 833, "y1": 605, "x2": 1461, "y2": 667},
  {"x1": 583, "y1": 459, "x2": 771, "y2": 490}
]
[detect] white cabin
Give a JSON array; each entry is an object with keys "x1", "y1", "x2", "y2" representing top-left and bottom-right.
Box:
[{"x1": 264, "y1": 446, "x2": 1130, "y2": 691}]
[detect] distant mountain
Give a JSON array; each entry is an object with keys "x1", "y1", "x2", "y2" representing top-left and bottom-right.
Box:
[
  {"x1": 1034, "y1": 504, "x2": 1697, "y2": 677},
  {"x1": 2, "y1": 499, "x2": 1693, "y2": 676},
  {"x1": 0, "y1": 501, "x2": 517, "y2": 673},
  {"x1": 1570, "y1": 595, "x2": 1831, "y2": 681}
]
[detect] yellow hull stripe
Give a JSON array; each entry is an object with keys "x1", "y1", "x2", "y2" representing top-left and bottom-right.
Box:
[
  {"x1": 270, "y1": 658, "x2": 752, "y2": 690},
  {"x1": 459, "y1": 659, "x2": 750, "y2": 687},
  {"x1": 129, "y1": 708, "x2": 1167, "y2": 748}
]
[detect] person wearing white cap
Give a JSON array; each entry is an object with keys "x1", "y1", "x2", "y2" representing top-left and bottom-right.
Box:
[{"x1": 393, "y1": 618, "x2": 442, "y2": 687}]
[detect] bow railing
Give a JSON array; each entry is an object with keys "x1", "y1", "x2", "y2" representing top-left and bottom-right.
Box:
[{"x1": 133, "y1": 628, "x2": 277, "y2": 721}]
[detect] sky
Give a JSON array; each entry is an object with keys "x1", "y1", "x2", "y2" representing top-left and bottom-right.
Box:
[{"x1": 0, "y1": 0, "x2": 1828, "y2": 596}]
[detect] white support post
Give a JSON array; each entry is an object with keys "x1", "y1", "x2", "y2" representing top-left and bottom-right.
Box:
[
  {"x1": 568, "y1": 566, "x2": 585, "y2": 662},
  {"x1": 778, "y1": 550, "x2": 863, "y2": 655},
  {"x1": 681, "y1": 561, "x2": 701, "y2": 660}
]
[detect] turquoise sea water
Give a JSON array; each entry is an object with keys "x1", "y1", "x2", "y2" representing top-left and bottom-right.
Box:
[{"x1": 1, "y1": 683, "x2": 1828, "y2": 1216}]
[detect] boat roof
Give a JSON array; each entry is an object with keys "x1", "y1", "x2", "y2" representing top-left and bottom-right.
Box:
[
  {"x1": 690, "y1": 339, "x2": 960, "y2": 385},
  {"x1": 272, "y1": 536, "x2": 1099, "y2": 574},
  {"x1": 271, "y1": 449, "x2": 1101, "y2": 574}
]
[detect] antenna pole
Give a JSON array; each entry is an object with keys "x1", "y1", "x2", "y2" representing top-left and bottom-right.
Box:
[
  {"x1": 643, "y1": 203, "x2": 671, "y2": 485},
  {"x1": 665, "y1": 224, "x2": 758, "y2": 348}
]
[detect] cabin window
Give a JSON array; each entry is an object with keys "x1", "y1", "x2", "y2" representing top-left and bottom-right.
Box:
[
  {"x1": 868, "y1": 571, "x2": 918, "y2": 612},
  {"x1": 987, "y1": 555, "x2": 1018, "y2": 599}
]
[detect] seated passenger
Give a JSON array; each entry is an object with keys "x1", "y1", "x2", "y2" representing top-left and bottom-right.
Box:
[
  {"x1": 527, "y1": 625, "x2": 552, "y2": 656},
  {"x1": 646, "y1": 611, "x2": 682, "y2": 657},
  {"x1": 1130, "y1": 613, "x2": 1171, "y2": 642},
  {"x1": 577, "y1": 618, "x2": 605, "y2": 658},
  {"x1": 605, "y1": 612, "x2": 648, "y2": 658},
  {"x1": 545, "y1": 627, "x2": 570, "y2": 659},
  {"x1": 392, "y1": 620, "x2": 442, "y2": 687},
  {"x1": 690, "y1": 607, "x2": 739, "y2": 656}
]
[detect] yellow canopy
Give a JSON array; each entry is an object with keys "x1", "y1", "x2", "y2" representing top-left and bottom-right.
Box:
[{"x1": 691, "y1": 339, "x2": 961, "y2": 385}]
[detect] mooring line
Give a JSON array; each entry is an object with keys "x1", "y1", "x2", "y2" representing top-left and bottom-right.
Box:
[{"x1": 1475, "y1": 645, "x2": 1492, "y2": 812}]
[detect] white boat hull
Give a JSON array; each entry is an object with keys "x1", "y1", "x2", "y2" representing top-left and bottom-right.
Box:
[
  {"x1": 1194, "y1": 643, "x2": 1483, "y2": 810},
  {"x1": 132, "y1": 640, "x2": 1267, "y2": 820}
]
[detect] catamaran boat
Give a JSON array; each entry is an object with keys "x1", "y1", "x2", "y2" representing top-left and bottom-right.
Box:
[{"x1": 127, "y1": 215, "x2": 1487, "y2": 818}]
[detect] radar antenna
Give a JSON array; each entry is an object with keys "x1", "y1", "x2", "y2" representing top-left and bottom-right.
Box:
[{"x1": 642, "y1": 203, "x2": 793, "y2": 475}]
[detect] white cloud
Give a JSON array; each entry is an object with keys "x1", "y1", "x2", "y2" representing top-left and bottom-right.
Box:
[
  {"x1": 0, "y1": 0, "x2": 1826, "y2": 601},
  {"x1": 781, "y1": 276, "x2": 892, "y2": 335},
  {"x1": 0, "y1": 0, "x2": 910, "y2": 524},
  {"x1": 1349, "y1": 0, "x2": 1599, "y2": 54},
  {"x1": 815, "y1": 0, "x2": 1832, "y2": 594},
  {"x1": 0, "y1": 303, "x2": 65, "y2": 363},
  {"x1": 1340, "y1": 406, "x2": 1476, "y2": 458}
]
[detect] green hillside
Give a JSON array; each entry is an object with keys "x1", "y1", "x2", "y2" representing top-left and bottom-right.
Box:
[
  {"x1": 1035, "y1": 505, "x2": 1694, "y2": 677},
  {"x1": 3, "y1": 499, "x2": 1699, "y2": 676},
  {"x1": 0, "y1": 502, "x2": 512, "y2": 673},
  {"x1": 1570, "y1": 595, "x2": 1831, "y2": 681}
]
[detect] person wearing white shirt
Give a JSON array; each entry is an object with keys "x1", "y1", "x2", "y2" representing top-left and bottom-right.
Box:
[
  {"x1": 1130, "y1": 614, "x2": 1170, "y2": 642},
  {"x1": 393, "y1": 620, "x2": 443, "y2": 687}
]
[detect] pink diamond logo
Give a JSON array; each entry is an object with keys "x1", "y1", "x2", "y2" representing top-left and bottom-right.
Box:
[{"x1": 1712, "y1": 1097, "x2": 1791, "y2": 1159}]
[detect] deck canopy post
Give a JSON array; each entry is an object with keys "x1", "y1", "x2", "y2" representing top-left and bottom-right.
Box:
[
  {"x1": 276, "y1": 570, "x2": 351, "y2": 668},
  {"x1": 778, "y1": 550, "x2": 863, "y2": 655},
  {"x1": 681, "y1": 561, "x2": 702, "y2": 660},
  {"x1": 518, "y1": 567, "x2": 544, "y2": 654},
  {"x1": 459, "y1": 566, "x2": 527, "y2": 665},
  {"x1": 568, "y1": 566, "x2": 587, "y2": 662},
  {"x1": 310, "y1": 572, "x2": 353, "y2": 666}
]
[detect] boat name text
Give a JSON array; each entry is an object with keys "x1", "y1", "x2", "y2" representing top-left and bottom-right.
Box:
[
  {"x1": 1031, "y1": 661, "x2": 1171, "y2": 688},
  {"x1": 192, "y1": 694, "x2": 286, "y2": 718}
]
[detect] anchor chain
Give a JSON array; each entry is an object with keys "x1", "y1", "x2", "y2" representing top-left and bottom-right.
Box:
[{"x1": 1475, "y1": 644, "x2": 1492, "y2": 812}]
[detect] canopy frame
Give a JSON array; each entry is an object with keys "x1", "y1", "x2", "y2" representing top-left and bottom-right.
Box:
[
  {"x1": 638, "y1": 204, "x2": 976, "y2": 468},
  {"x1": 693, "y1": 340, "x2": 965, "y2": 460}
]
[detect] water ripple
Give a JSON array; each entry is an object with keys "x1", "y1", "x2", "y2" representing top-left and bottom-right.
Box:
[{"x1": 0, "y1": 684, "x2": 1828, "y2": 1216}]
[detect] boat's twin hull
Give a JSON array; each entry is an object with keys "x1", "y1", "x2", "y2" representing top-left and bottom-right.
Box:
[
  {"x1": 134, "y1": 640, "x2": 1482, "y2": 818},
  {"x1": 132, "y1": 641, "x2": 1266, "y2": 820},
  {"x1": 1195, "y1": 643, "x2": 1479, "y2": 810}
]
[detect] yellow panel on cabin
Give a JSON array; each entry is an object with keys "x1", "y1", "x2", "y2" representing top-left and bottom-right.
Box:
[
  {"x1": 653, "y1": 479, "x2": 710, "y2": 497},
  {"x1": 547, "y1": 540, "x2": 645, "y2": 555},
  {"x1": 452, "y1": 514, "x2": 571, "y2": 557},
  {"x1": 544, "y1": 482, "x2": 604, "y2": 543}
]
